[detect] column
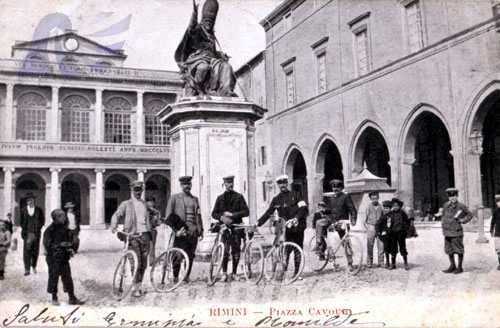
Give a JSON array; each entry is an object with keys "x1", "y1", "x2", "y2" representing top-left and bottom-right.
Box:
[
  {"x1": 399, "y1": 156, "x2": 415, "y2": 207},
  {"x1": 49, "y1": 86, "x2": 59, "y2": 142},
  {"x1": 94, "y1": 169, "x2": 105, "y2": 226},
  {"x1": 4, "y1": 84, "x2": 14, "y2": 141},
  {"x1": 136, "y1": 91, "x2": 144, "y2": 144},
  {"x1": 49, "y1": 167, "x2": 61, "y2": 211},
  {"x1": 137, "y1": 169, "x2": 147, "y2": 199},
  {"x1": 95, "y1": 88, "x2": 103, "y2": 143},
  {"x1": 3, "y1": 167, "x2": 15, "y2": 217}
]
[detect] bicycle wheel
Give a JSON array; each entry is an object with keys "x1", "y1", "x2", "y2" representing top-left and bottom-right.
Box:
[
  {"x1": 208, "y1": 242, "x2": 225, "y2": 286},
  {"x1": 150, "y1": 247, "x2": 189, "y2": 293},
  {"x1": 330, "y1": 233, "x2": 364, "y2": 275},
  {"x1": 264, "y1": 242, "x2": 304, "y2": 285},
  {"x1": 243, "y1": 241, "x2": 264, "y2": 284},
  {"x1": 112, "y1": 250, "x2": 138, "y2": 301},
  {"x1": 307, "y1": 235, "x2": 329, "y2": 273}
]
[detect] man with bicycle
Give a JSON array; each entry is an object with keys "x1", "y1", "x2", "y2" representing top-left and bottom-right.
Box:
[
  {"x1": 315, "y1": 179, "x2": 357, "y2": 271},
  {"x1": 111, "y1": 181, "x2": 153, "y2": 297},
  {"x1": 257, "y1": 174, "x2": 308, "y2": 278},
  {"x1": 211, "y1": 175, "x2": 249, "y2": 282}
]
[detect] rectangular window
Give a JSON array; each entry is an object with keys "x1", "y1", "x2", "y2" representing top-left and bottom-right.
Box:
[
  {"x1": 262, "y1": 181, "x2": 267, "y2": 202},
  {"x1": 61, "y1": 110, "x2": 90, "y2": 142},
  {"x1": 354, "y1": 28, "x2": 370, "y2": 76},
  {"x1": 285, "y1": 69, "x2": 295, "y2": 106},
  {"x1": 260, "y1": 146, "x2": 267, "y2": 165},
  {"x1": 405, "y1": 0, "x2": 424, "y2": 52},
  {"x1": 317, "y1": 52, "x2": 327, "y2": 93},
  {"x1": 145, "y1": 114, "x2": 169, "y2": 145},
  {"x1": 104, "y1": 112, "x2": 131, "y2": 143},
  {"x1": 16, "y1": 109, "x2": 46, "y2": 141}
]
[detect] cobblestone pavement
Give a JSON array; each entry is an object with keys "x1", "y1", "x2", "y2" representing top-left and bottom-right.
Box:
[{"x1": 1, "y1": 226, "x2": 499, "y2": 311}]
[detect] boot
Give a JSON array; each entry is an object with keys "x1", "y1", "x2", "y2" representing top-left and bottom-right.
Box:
[
  {"x1": 390, "y1": 254, "x2": 396, "y2": 270},
  {"x1": 51, "y1": 293, "x2": 60, "y2": 306},
  {"x1": 0, "y1": 270, "x2": 4, "y2": 280},
  {"x1": 68, "y1": 292, "x2": 85, "y2": 305},
  {"x1": 385, "y1": 254, "x2": 390, "y2": 269},
  {"x1": 403, "y1": 255, "x2": 409, "y2": 270},
  {"x1": 367, "y1": 258, "x2": 373, "y2": 268},
  {"x1": 442, "y1": 255, "x2": 456, "y2": 273},
  {"x1": 454, "y1": 254, "x2": 464, "y2": 274}
]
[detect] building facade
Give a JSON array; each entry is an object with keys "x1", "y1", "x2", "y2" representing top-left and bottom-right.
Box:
[
  {"x1": 244, "y1": 0, "x2": 500, "y2": 220},
  {"x1": 0, "y1": 31, "x2": 182, "y2": 227}
]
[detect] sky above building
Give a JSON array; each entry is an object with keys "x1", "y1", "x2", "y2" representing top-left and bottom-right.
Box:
[{"x1": 0, "y1": 0, "x2": 280, "y2": 71}]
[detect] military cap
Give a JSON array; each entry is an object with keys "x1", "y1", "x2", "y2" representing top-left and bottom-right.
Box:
[
  {"x1": 445, "y1": 187, "x2": 459, "y2": 196},
  {"x1": 368, "y1": 191, "x2": 380, "y2": 198},
  {"x1": 179, "y1": 176, "x2": 193, "y2": 184},
  {"x1": 63, "y1": 201, "x2": 76, "y2": 209},
  {"x1": 382, "y1": 200, "x2": 392, "y2": 207},
  {"x1": 391, "y1": 198, "x2": 404, "y2": 207},
  {"x1": 130, "y1": 180, "x2": 144, "y2": 190},
  {"x1": 275, "y1": 174, "x2": 289, "y2": 183},
  {"x1": 318, "y1": 201, "x2": 326, "y2": 207},
  {"x1": 222, "y1": 175, "x2": 235, "y2": 182},
  {"x1": 329, "y1": 179, "x2": 344, "y2": 188},
  {"x1": 495, "y1": 194, "x2": 500, "y2": 201}
]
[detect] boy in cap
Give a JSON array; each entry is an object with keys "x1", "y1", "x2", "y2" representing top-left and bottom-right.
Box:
[
  {"x1": 364, "y1": 191, "x2": 384, "y2": 268},
  {"x1": 43, "y1": 209, "x2": 84, "y2": 305},
  {"x1": 165, "y1": 176, "x2": 204, "y2": 283},
  {"x1": 111, "y1": 180, "x2": 153, "y2": 296},
  {"x1": 0, "y1": 220, "x2": 12, "y2": 280},
  {"x1": 258, "y1": 174, "x2": 308, "y2": 278},
  {"x1": 376, "y1": 200, "x2": 393, "y2": 268},
  {"x1": 211, "y1": 175, "x2": 249, "y2": 282},
  {"x1": 441, "y1": 187, "x2": 472, "y2": 274},
  {"x1": 316, "y1": 179, "x2": 357, "y2": 269},
  {"x1": 20, "y1": 192, "x2": 45, "y2": 276},
  {"x1": 490, "y1": 194, "x2": 500, "y2": 270},
  {"x1": 312, "y1": 202, "x2": 330, "y2": 229},
  {"x1": 377, "y1": 198, "x2": 411, "y2": 270}
]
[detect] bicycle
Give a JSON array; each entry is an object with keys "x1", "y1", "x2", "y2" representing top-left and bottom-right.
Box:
[
  {"x1": 263, "y1": 210, "x2": 305, "y2": 285},
  {"x1": 308, "y1": 220, "x2": 363, "y2": 275},
  {"x1": 112, "y1": 231, "x2": 139, "y2": 301},
  {"x1": 149, "y1": 226, "x2": 190, "y2": 293},
  {"x1": 232, "y1": 223, "x2": 265, "y2": 284},
  {"x1": 207, "y1": 223, "x2": 230, "y2": 286}
]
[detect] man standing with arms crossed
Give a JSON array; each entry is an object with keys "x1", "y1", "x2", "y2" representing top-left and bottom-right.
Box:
[
  {"x1": 211, "y1": 175, "x2": 249, "y2": 282},
  {"x1": 165, "y1": 176, "x2": 204, "y2": 283}
]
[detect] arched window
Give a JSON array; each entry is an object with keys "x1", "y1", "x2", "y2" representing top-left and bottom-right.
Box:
[
  {"x1": 61, "y1": 94, "x2": 92, "y2": 142},
  {"x1": 145, "y1": 99, "x2": 169, "y2": 145},
  {"x1": 16, "y1": 92, "x2": 47, "y2": 141},
  {"x1": 104, "y1": 96, "x2": 133, "y2": 144}
]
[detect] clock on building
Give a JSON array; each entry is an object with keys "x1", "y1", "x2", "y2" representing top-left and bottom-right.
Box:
[{"x1": 64, "y1": 37, "x2": 79, "y2": 52}]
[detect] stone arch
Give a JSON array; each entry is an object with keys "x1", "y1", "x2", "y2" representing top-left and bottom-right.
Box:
[
  {"x1": 350, "y1": 121, "x2": 391, "y2": 185},
  {"x1": 145, "y1": 174, "x2": 170, "y2": 215},
  {"x1": 282, "y1": 144, "x2": 308, "y2": 201},
  {"x1": 61, "y1": 173, "x2": 90, "y2": 225},
  {"x1": 399, "y1": 104, "x2": 454, "y2": 215},
  {"x1": 313, "y1": 135, "x2": 344, "y2": 193},
  {"x1": 104, "y1": 173, "x2": 131, "y2": 226}
]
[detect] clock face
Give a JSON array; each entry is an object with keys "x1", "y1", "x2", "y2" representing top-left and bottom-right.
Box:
[{"x1": 64, "y1": 37, "x2": 79, "y2": 52}]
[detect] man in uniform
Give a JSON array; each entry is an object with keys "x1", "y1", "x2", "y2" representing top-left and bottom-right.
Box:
[
  {"x1": 20, "y1": 192, "x2": 45, "y2": 276},
  {"x1": 316, "y1": 179, "x2": 357, "y2": 270},
  {"x1": 211, "y1": 175, "x2": 249, "y2": 282},
  {"x1": 441, "y1": 187, "x2": 473, "y2": 274},
  {"x1": 257, "y1": 175, "x2": 308, "y2": 278},
  {"x1": 111, "y1": 181, "x2": 153, "y2": 297},
  {"x1": 165, "y1": 176, "x2": 204, "y2": 283}
]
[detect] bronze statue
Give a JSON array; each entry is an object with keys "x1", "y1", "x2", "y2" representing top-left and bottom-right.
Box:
[{"x1": 174, "y1": 0, "x2": 237, "y2": 97}]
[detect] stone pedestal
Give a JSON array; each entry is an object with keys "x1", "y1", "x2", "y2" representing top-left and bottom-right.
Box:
[{"x1": 158, "y1": 96, "x2": 266, "y2": 257}]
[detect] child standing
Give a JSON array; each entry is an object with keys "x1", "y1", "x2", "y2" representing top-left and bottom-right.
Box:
[
  {"x1": 0, "y1": 221, "x2": 12, "y2": 280},
  {"x1": 376, "y1": 200, "x2": 393, "y2": 268},
  {"x1": 490, "y1": 194, "x2": 500, "y2": 271},
  {"x1": 43, "y1": 209, "x2": 85, "y2": 305},
  {"x1": 365, "y1": 191, "x2": 384, "y2": 268}
]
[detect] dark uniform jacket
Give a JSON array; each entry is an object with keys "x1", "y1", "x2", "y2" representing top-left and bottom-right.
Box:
[
  {"x1": 441, "y1": 201, "x2": 473, "y2": 237},
  {"x1": 212, "y1": 190, "x2": 249, "y2": 225},
  {"x1": 490, "y1": 208, "x2": 500, "y2": 237},
  {"x1": 323, "y1": 192, "x2": 357, "y2": 224},
  {"x1": 20, "y1": 207, "x2": 45, "y2": 239},
  {"x1": 257, "y1": 190, "x2": 308, "y2": 236},
  {"x1": 376, "y1": 210, "x2": 410, "y2": 234},
  {"x1": 43, "y1": 223, "x2": 75, "y2": 263}
]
